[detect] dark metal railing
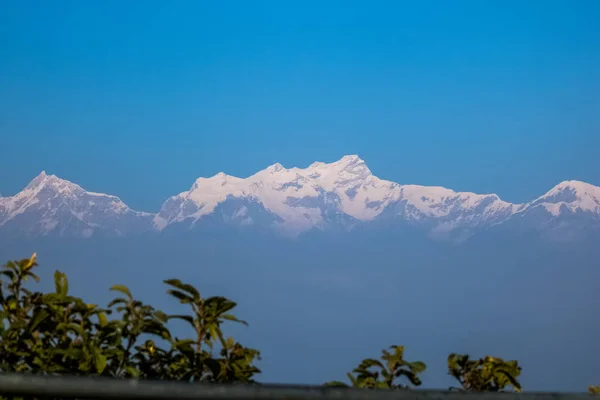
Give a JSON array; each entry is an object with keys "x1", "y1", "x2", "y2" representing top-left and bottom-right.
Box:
[{"x1": 0, "y1": 373, "x2": 592, "y2": 400}]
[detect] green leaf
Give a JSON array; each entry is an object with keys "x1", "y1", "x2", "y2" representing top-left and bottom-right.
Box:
[
  {"x1": 222, "y1": 314, "x2": 248, "y2": 326},
  {"x1": 97, "y1": 312, "x2": 108, "y2": 327},
  {"x1": 6, "y1": 260, "x2": 19, "y2": 271},
  {"x1": 205, "y1": 296, "x2": 237, "y2": 314},
  {"x1": 167, "y1": 289, "x2": 194, "y2": 304},
  {"x1": 1, "y1": 270, "x2": 15, "y2": 280},
  {"x1": 95, "y1": 353, "x2": 107, "y2": 374},
  {"x1": 390, "y1": 345, "x2": 405, "y2": 358},
  {"x1": 107, "y1": 297, "x2": 128, "y2": 308},
  {"x1": 54, "y1": 270, "x2": 69, "y2": 296},
  {"x1": 347, "y1": 373, "x2": 358, "y2": 387},
  {"x1": 409, "y1": 361, "x2": 427, "y2": 373},
  {"x1": 174, "y1": 339, "x2": 196, "y2": 352},
  {"x1": 29, "y1": 309, "x2": 49, "y2": 332},
  {"x1": 208, "y1": 325, "x2": 223, "y2": 343},
  {"x1": 154, "y1": 310, "x2": 169, "y2": 322},
  {"x1": 28, "y1": 271, "x2": 41, "y2": 282},
  {"x1": 164, "y1": 279, "x2": 201, "y2": 301},
  {"x1": 56, "y1": 322, "x2": 84, "y2": 337},
  {"x1": 403, "y1": 370, "x2": 423, "y2": 386},
  {"x1": 24, "y1": 253, "x2": 38, "y2": 270},
  {"x1": 110, "y1": 284, "x2": 133, "y2": 299}
]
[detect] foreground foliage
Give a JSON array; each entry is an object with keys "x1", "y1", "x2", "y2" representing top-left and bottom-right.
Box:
[
  {"x1": 324, "y1": 345, "x2": 426, "y2": 389},
  {"x1": 447, "y1": 353, "x2": 522, "y2": 392},
  {"x1": 0, "y1": 253, "x2": 260, "y2": 382}
]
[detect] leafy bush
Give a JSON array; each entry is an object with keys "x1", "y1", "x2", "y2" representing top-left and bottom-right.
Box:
[
  {"x1": 447, "y1": 353, "x2": 522, "y2": 392},
  {"x1": 590, "y1": 386, "x2": 600, "y2": 394},
  {"x1": 0, "y1": 253, "x2": 261, "y2": 382},
  {"x1": 324, "y1": 345, "x2": 426, "y2": 389}
]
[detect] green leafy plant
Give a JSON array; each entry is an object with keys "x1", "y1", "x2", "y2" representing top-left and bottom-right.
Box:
[
  {"x1": 325, "y1": 345, "x2": 426, "y2": 389},
  {"x1": 447, "y1": 353, "x2": 522, "y2": 392},
  {"x1": 161, "y1": 278, "x2": 261, "y2": 383},
  {"x1": 0, "y1": 253, "x2": 261, "y2": 383}
]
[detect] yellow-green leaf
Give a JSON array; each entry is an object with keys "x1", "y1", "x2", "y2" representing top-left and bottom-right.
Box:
[
  {"x1": 95, "y1": 353, "x2": 107, "y2": 373},
  {"x1": 98, "y1": 312, "x2": 108, "y2": 327},
  {"x1": 110, "y1": 284, "x2": 133, "y2": 299},
  {"x1": 24, "y1": 253, "x2": 37, "y2": 270}
]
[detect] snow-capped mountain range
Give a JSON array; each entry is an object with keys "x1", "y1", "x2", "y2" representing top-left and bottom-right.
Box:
[{"x1": 2, "y1": 155, "x2": 599, "y2": 241}]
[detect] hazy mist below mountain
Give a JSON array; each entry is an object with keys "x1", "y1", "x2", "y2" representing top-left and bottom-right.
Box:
[{"x1": 2, "y1": 232, "x2": 598, "y2": 391}]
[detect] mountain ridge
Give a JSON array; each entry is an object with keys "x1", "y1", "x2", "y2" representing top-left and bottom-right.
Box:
[
  {"x1": 2, "y1": 155, "x2": 599, "y2": 240},
  {"x1": 0, "y1": 171, "x2": 154, "y2": 238}
]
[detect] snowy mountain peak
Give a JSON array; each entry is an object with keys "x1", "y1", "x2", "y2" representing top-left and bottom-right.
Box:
[
  {"x1": 265, "y1": 162, "x2": 285, "y2": 173},
  {"x1": 547, "y1": 180, "x2": 599, "y2": 195},
  {"x1": 31, "y1": 170, "x2": 48, "y2": 181},
  {"x1": 338, "y1": 154, "x2": 363, "y2": 163},
  {"x1": 26, "y1": 171, "x2": 57, "y2": 189},
  {"x1": 530, "y1": 180, "x2": 600, "y2": 216},
  {"x1": 0, "y1": 172, "x2": 153, "y2": 237},
  {"x1": 20, "y1": 171, "x2": 87, "y2": 199},
  {"x1": 296, "y1": 155, "x2": 373, "y2": 190},
  {"x1": 331, "y1": 154, "x2": 370, "y2": 173},
  {"x1": 191, "y1": 172, "x2": 243, "y2": 190}
]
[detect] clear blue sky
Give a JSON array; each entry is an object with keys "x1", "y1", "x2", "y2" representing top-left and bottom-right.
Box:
[{"x1": 1, "y1": 0, "x2": 598, "y2": 211}]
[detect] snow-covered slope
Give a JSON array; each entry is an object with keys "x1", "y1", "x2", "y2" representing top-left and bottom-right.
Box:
[
  {"x1": 154, "y1": 155, "x2": 527, "y2": 238},
  {"x1": 495, "y1": 180, "x2": 600, "y2": 241},
  {"x1": 0, "y1": 172, "x2": 154, "y2": 238},
  {"x1": 524, "y1": 180, "x2": 600, "y2": 217},
  {"x1": 2, "y1": 157, "x2": 599, "y2": 240},
  {"x1": 154, "y1": 155, "x2": 400, "y2": 235}
]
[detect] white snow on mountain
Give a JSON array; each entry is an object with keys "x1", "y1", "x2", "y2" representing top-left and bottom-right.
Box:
[
  {"x1": 523, "y1": 180, "x2": 600, "y2": 217},
  {"x1": 154, "y1": 155, "x2": 526, "y2": 236},
  {"x1": 0, "y1": 171, "x2": 154, "y2": 237},
  {"x1": 2, "y1": 157, "x2": 599, "y2": 239},
  {"x1": 155, "y1": 155, "x2": 400, "y2": 234}
]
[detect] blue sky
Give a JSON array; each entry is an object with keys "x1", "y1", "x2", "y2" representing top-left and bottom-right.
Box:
[{"x1": 1, "y1": 0, "x2": 598, "y2": 211}]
